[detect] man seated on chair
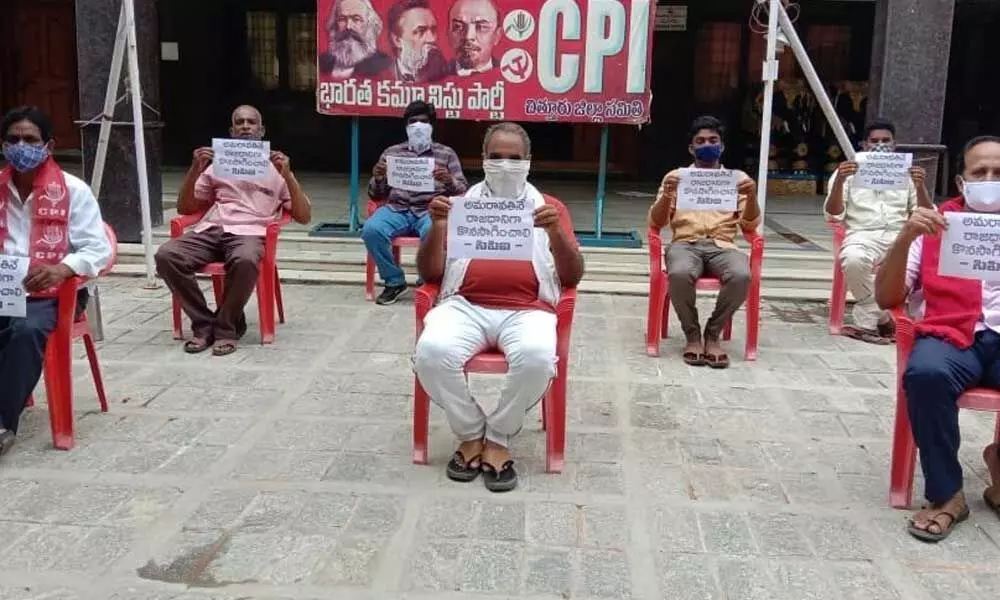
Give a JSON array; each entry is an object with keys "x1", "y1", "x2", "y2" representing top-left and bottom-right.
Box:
[
  {"x1": 155, "y1": 105, "x2": 312, "y2": 356},
  {"x1": 647, "y1": 116, "x2": 759, "y2": 369},
  {"x1": 826, "y1": 118, "x2": 930, "y2": 344},
  {"x1": 364, "y1": 100, "x2": 467, "y2": 305},
  {"x1": 0, "y1": 106, "x2": 112, "y2": 456},
  {"x1": 413, "y1": 122, "x2": 583, "y2": 492},
  {"x1": 875, "y1": 135, "x2": 1000, "y2": 542}
]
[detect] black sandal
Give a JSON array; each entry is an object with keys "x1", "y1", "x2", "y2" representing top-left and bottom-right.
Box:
[
  {"x1": 481, "y1": 460, "x2": 518, "y2": 492},
  {"x1": 446, "y1": 450, "x2": 482, "y2": 482},
  {"x1": 683, "y1": 351, "x2": 706, "y2": 367}
]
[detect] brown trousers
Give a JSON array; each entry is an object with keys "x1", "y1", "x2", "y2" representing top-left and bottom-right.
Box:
[
  {"x1": 155, "y1": 226, "x2": 264, "y2": 340},
  {"x1": 667, "y1": 240, "x2": 750, "y2": 343}
]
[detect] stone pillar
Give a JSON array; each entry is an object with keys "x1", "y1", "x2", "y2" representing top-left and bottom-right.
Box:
[
  {"x1": 76, "y1": 0, "x2": 163, "y2": 243},
  {"x1": 867, "y1": 0, "x2": 956, "y2": 193}
]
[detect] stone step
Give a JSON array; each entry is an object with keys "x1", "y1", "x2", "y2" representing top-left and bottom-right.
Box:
[
  {"x1": 118, "y1": 242, "x2": 835, "y2": 289},
  {"x1": 108, "y1": 263, "x2": 845, "y2": 303}
]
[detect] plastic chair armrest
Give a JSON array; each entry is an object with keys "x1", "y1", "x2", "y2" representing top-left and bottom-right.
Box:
[
  {"x1": 648, "y1": 226, "x2": 664, "y2": 280},
  {"x1": 555, "y1": 287, "x2": 577, "y2": 359},
  {"x1": 169, "y1": 210, "x2": 209, "y2": 238},
  {"x1": 414, "y1": 283, "x2": 441, "y2": 338}
]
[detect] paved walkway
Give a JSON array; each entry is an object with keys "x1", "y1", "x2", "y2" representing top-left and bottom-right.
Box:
[{"x1": 2, "y1": 278, "x2": 999, "y2": 600}]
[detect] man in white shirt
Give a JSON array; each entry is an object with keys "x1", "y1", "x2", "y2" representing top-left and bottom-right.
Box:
[
  {"x1": 875, "y1": 135, "x2": 1000, "y2": 542},
  {"x1": 0, "y1": 106, "x2": 112, "y2": 456},
  {"x1": 825, "y1": 119, "x2": 931, "y2": 343}
]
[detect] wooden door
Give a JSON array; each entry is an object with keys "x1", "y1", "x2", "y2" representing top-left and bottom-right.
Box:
[{"x1": 11, "y1": 0, "x2": 79, "y2": 148}]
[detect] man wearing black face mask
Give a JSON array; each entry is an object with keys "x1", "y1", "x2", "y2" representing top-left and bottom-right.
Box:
[
  {"x1": 0, "y1": 106, "x2": 112, "y2": 455},
  {"x1": 648, "y1": 116, "x2": 759, "y2": 369},
  {"x1": 826, "y1": 118, "x2": 930, "y2": 344}
]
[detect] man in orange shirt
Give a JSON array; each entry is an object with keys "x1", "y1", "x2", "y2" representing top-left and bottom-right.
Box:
[
  {"x1": 155, "y1": 106, "x2": 312, "y2": 356},
  {"x1": 648, "y1": 116, "x2": 760, "y2": 368},
  {"x1": 413, "y1": 122, "x2": 584, "y2": 492}
]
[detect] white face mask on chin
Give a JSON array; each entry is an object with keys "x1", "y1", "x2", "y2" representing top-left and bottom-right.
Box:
[
  {"x1": 483, "y1": 159, "x2": 531, "y2": 198},
  {"x1": 963, "y1": 179, "x2": 1000, "y2": 212}
]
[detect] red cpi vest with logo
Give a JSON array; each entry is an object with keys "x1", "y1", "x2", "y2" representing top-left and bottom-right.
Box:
[{"x1": 0, "y1": 156, "x2": 71, "y2": 297}]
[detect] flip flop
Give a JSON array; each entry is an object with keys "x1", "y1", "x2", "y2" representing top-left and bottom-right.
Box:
[
  {"x1": 704, "y1": 352, "x2": 730, "y2": 369},
  {"x1": 481, "y1": 460, "x2": 518, "y2": 493},
  {"x1": 446, "y1": 450, "x2": 482, "y2": 482},
  {"x1": 907, "y1": 505, "x2": 970, "y2": 543},
  {"x1": 842, "y1": 325, "x2": 892, "y2": 345},
  {"x1": 212, "y1": 340, "x2": 238, "y2": 357},
  {"x1": 183, "y1": 338, "x2": 212, "y2": 354},
  {"x1": 683, "y1": 351, "x2": 706, "y2": 366}
]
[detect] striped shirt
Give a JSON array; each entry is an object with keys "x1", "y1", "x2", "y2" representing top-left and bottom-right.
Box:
[{"x1": 367, "y1": 142, "x2": 468, "y2": 215}]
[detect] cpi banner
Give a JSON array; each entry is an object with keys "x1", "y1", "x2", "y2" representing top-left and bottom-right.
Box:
[{"x1": 316, "y1": 0, "x2": 655, "y2": 124}]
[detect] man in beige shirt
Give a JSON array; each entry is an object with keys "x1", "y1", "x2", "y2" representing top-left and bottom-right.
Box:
[
  {"x1": 825, "y1": 118, "x2": 930, "y2": 343},
  {"x1": 649, "y1": 116, "x2": 760, "y2": 369}
]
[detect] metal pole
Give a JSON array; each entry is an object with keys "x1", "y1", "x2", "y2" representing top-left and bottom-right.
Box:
[
  {"x1": 90, "y1": 2, "x2": 127, "y2": 200},
  {"x1": 349, "y1": 116, "x2": 360, "y2": 231},
  {"x1": 123, "y1": 0, "x2": 157, "y2": 285},
  {"x1": 777, "y1": 3, "x2": 855, "y2": 161},
  {"x1": 755, "y1": 0, "x2": 780, "y2": 221},
  {"x1": 594, "y1": 124, "x2": 609, "y2": 239}
]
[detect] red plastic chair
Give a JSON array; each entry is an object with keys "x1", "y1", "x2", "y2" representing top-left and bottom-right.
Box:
[
  {"x1": 412, "y1": 284, "x2": 578, "y2": 473},
  {"x1": 887, "y1": 307, "x2": 1000, "y2": 508},
  {"x1": 646, "y1": 226, "x2": 764, "y2": 360},
  {"x1": 828, "y1": 221, "x2": 880, "y2": 335},
  {"x1": 364, "y1": 198, "x2": 420, "y2": 301},
  {"x1": 168, "y1": 210, "x2": 290, "y2": 344},
  {"x1": 26, "y1": 222, "x2": 117, "y2": 450}
]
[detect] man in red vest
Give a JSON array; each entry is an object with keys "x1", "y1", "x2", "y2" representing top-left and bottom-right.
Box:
[
  {"x1": 876, "y1": 135, "x2": 1000, "y2": 542},
  {"x1": 0, "y1": 106, "x2": 112, "y2": 456}
]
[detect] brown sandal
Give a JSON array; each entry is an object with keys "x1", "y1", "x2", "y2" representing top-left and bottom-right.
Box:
[
  {"x1": 212, "y1": 340, "x2": 238, "y2": 357},
  {"x1": 703, "y1": 352, "x2": 730, "y2": 369},
  {"x1": 907, "y1": 505, "x2": 969, "y2": 543},
  {"x1": 183, "y1": 337, "x2": 213, "y2": 354}
]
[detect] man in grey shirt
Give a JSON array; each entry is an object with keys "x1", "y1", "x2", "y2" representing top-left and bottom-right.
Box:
[{"x1": 364, "y1": 100, "x2": 467, "y2": 305}]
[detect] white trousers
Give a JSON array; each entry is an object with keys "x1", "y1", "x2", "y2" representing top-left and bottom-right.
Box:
[
  {"x1": 413, "y1": 296, "x2": 557, "y2": 447},
  {"x1": 840, "y1": 229, "x2": 896, "y2": 330}
]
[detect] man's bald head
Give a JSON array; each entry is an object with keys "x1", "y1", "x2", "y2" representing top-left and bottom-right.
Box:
[{"x1": 230, "y1": 105, "x2": 264, "y2": 140}]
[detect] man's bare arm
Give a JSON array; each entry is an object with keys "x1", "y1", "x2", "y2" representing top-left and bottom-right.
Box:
[
  {"x1": 416, "y1": 220, "x2": 447, "y2": 284},
  {"x1": 549, "y1": 227, "x2": 584, "y2": 288}
]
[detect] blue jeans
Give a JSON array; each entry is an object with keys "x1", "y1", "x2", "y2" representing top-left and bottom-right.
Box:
[
  {"x1": 361, "y1": 206, "x2": 432, "y2": 287},
  {"x1": 903, "y1": 330, "x2": 1000, "y2": 503}
]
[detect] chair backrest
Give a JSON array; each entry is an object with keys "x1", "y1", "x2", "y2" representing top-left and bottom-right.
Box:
[{"x1": 100, "y1": 222, "x2": 118, "y2": 276}]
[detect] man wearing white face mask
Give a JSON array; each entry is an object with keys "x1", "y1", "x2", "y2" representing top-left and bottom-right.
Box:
[
  {"x1": 826, "y1": 118, "x2": 931, "y2": 344},
  {"x1": 413, "y1": 122, "x2": 584, "y2": 492},
  {"x1": 875, "y1": 135, "x2": 1000, "y2": 543},
  {"x1": 366, "y1": 101, "x2": 467, "y2": 305}
]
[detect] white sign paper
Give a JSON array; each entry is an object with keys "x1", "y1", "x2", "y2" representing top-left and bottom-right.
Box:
[
  {"x1": 856, "y1": 152, "x2": 913, "y2": 191},
  {"x1": 447, "y1": 196, "x2": 534, "y2": 261},
  {"x1": 387, "y1": 156, "x2": 435, "y2": 192},
  {"x1": 0, "y1": 255, "x2": 30, "y2": 318},
  {"x1": 939, "y1": 212, "x2": 1000, "y2": 281},
  {"x1": 655, "y1": 5, "x2": 687, "y2": 31},
  {"x1": 675, "y1": 168, "x2": 739, "y2": 212},
  {"x1": 211, "y1": 138, "x2": 271, "y2": 180}
]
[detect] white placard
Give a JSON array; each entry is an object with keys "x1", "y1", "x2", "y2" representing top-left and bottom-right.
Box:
[
  {"x1": 211, "y1": 138, "x2": 271, "y2": 180},
  {"x1": 655, "y1": 5, "x2": 687, "y2": 31},
  {"x1": 939, "y1": 212, "x2": 1000, "y2": 281},
  {"x1": 0, "y1": 255, "x2": 30, "y2": 318},
  {"x1": 855, "y1": 152, "x2": 913, "y2": 191},
  {"x1": 675, "y1": 168, "x2": 740, "y2": 212},
  {"x1": 387, "y1": 156, "x2": 435, "y2": 192},
  {"x1": 447, "y1": 196, "x2": 534, "y2": 261}
]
